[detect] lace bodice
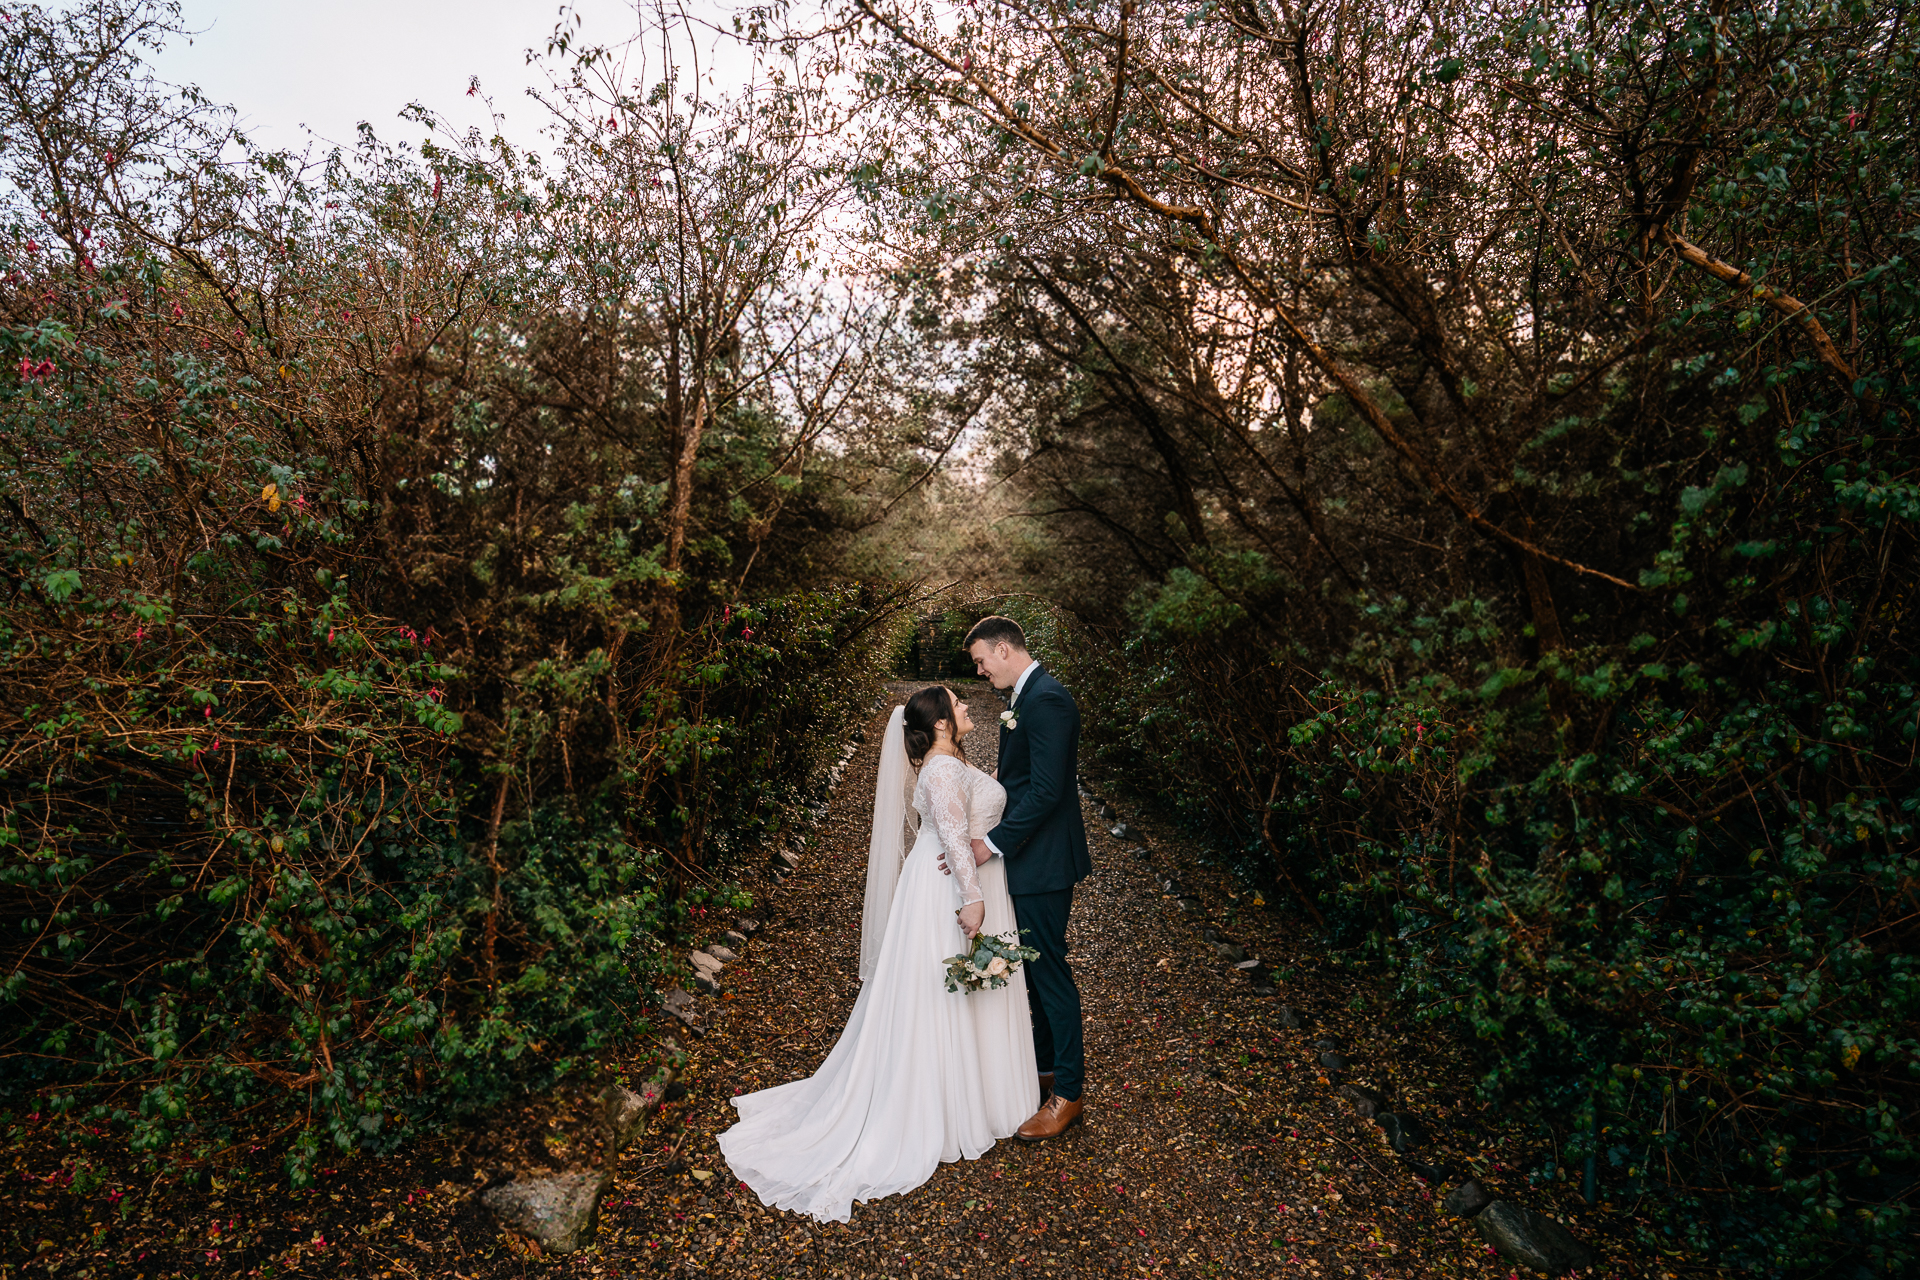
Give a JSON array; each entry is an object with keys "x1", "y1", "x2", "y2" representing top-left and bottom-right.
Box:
[{"x1": 912, "y1": 754, "x2": 1006, "y2": 908}]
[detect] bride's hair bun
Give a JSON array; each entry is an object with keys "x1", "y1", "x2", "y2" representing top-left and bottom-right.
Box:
[{"x1": 902, "y1": 685, "x2": 963, "y2": 767}]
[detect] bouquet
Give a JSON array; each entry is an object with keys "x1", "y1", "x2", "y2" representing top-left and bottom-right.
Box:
[{"x1": 943, "y1": 930, "x2": 1040, "y2": 993}]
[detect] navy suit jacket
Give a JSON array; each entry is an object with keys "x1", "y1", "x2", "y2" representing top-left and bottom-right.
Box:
[{"x1": 987, "y1": 666, "x2": 1091, "y2": 896}]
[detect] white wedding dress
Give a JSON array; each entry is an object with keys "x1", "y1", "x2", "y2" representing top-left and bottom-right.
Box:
[{"x1": 716, "y1": 750, "x2": 1038, "y2": 1222}]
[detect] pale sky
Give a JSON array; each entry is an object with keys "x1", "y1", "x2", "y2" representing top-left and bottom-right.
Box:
[{"x1": 150, "y1": 0, "x2": 761, "y2": 158}]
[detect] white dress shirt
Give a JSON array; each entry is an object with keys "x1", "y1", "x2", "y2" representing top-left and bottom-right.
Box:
[
  {"x1": 1008, "y1": 660, "x2": 1040, "y2": 706},
  {"x1": 982, "y1": 660, "x2": 1041, "y2": 857}
]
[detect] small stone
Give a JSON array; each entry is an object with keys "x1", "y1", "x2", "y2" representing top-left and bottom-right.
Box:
[
  {"x1": 1097, "y1": 802, "x2": 1114, "y2": 819},
  {"x1": 481, "y1": 1170, "x2": 611, "y2": 1254},
  {"x1": 1176, "y1": 897, "x2": 1201, "y2": 912},
  {"x1": 1133, "y1": 845, "x2": 1152, "y2": 859},
  {"x1": 722, "y1": 930, "x2": 748, "y2": 949},
  {"x1": 1404, "y1": 1158, "x2": 1452, "y2": 1183},
  {"x1": 661, "y1": 989, "x2": 695, "y2": 1012},
  {"x1": 1201, "y1": 925, "x2": 1222, "y2": 943},
  {"x1": 1475, "y1": 1201, "x2": 1594, "y2": 1275},
  {"x1": 778, "y1": 849, "x2": 801, "y2": 867},
  {"x1": 1318, "y1": 1051, "x2": 1346, "y2": 1073},
  {"x1": 689, "y1": 951, "x2": 721, "y2": 974},
  {"x1": 1313, "y1": 1037, "x2": 1338, "y2": 1052},
  {"x1": 1274, "y1": 1005, "x2": 1303, "y2": 1029},
  {"x1": 1214, "y1": 940, "x2": 1248, "y2": 963},
  {"x1": 736, "y1": 918, "x2": 762, "y2": 937},
  {"x1": 706, "y1": 945, "x2": 737, "y2": 964},
  {"x1": 1110, "y1": 823, "x2": 1131, "y2": 839},
  {"x1": 1376, "y1": 1111, "x2": 1426, "y2": 1153},
  {"x1": 693, "y1": 972, "x2": 721, "y2": 996},
  {"x1": 601, "y1": 1081, "x2": 666, "y2": 1151},
  {"x1": 1233, "y1": 958, "x2": 1262, "y2": 970},
  {"x1": 1442, "y1": 1179, "x2": 1494, "y2": 1218},
  {"x1": 1336, "y1": 1084, "x2": 1386, "y2": 1119}
]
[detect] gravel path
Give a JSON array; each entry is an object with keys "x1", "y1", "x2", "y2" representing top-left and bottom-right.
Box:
[{"x1": 593, "y1": 680, "x2": 1625, "y2": 1279}]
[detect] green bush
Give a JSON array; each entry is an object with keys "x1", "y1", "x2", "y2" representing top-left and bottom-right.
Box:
[{"x1": 0, "y1": 0, "x2": 914, "y2": 1183}]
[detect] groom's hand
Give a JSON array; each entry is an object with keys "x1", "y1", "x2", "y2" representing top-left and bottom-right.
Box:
[{"x1": 935, "y1": 839, "x2": 994, "y2": 876}]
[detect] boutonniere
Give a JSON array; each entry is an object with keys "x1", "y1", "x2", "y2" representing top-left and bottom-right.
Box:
[{"x1": 999, "y1": 708, "x2": 1020, "y2": 731}]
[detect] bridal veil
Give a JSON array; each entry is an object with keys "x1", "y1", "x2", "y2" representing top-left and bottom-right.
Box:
[{"x1": 859, "y1": 705, "x2": 914, "y2": 981}]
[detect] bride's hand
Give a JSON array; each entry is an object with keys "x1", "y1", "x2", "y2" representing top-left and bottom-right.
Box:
[{"x1": 957, "y1": 900, "x2": 986, "y2": 939}]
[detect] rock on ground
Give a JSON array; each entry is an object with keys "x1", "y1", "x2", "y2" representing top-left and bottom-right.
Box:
[
  {"x1": 480, "y1": 1170, "x2": 612, "y2": 1254},
  {"x1": 1443, "y1": 1177, "x2": 1494, "y2": 1217},
  {"x1": 1476, "y1": 1199, "x2": 1596, "y2": 1274}
]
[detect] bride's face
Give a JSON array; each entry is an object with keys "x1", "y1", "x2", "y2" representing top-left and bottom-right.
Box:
[{"x1": 944, "y1": 689, "x2": 974, "y2": 740}]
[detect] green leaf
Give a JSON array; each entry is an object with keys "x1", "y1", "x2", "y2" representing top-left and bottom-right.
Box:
[{"x1": 41, "y1": 569, "x2": 81, "y2": 604}]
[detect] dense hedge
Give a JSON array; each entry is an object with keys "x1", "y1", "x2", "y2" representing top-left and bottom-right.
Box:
[
  {"x1": 0, "y1": 0, "x2": 915, "y2": 1181},
  {"x1": 1038, "y1": 352, "x2": 1919, "y2": 1271}
]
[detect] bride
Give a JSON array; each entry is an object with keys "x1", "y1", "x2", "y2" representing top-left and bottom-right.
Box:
[{"x1": 715, "y1": 685, "x2": 1038, "y2": 1222}]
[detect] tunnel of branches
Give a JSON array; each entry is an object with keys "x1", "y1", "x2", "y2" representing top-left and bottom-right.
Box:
[{"x1": 1, "y1": 1, "x2": 1915, "y2": 1274}]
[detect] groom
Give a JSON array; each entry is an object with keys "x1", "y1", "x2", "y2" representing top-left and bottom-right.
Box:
[{"x1": 952, "y1": 616, "x2": 1091, "y2": 1141}]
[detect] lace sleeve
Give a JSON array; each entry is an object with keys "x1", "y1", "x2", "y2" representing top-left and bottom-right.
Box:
[{"x1": 924, "y1": 759, "x2": 984, "y2": 907}]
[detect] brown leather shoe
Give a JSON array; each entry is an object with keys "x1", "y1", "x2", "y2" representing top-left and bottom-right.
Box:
[
  {"x1": 1038, "y1": 1071, "x2": 1055, "y2": 1102},
  {"x1": 1016, "y1": 1093, "x2": 1083, "y2": 1143}
]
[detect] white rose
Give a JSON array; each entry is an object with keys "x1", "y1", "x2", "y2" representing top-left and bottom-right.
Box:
[{"x1": 986, "y1": 956, "x2": 1009, "y2": 977}]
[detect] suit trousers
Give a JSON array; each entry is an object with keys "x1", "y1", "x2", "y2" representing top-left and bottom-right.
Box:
[{"x1": 1010, "y1": 885, "x2": 1083, "y2": 1101}]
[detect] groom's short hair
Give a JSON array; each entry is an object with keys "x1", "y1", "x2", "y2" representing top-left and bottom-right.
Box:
[{"x1": 964, "y1": 615, "x2": 1027, "y2": 652}]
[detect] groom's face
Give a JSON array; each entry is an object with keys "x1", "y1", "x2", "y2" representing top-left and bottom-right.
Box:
[{"x1": 968, "y1": 639, "x2": 1022, "y2": 690}]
